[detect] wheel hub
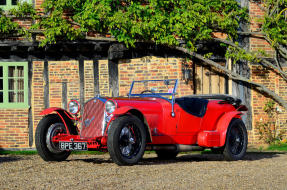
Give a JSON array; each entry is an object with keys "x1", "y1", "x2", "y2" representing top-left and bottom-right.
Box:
[
  {"x1": 119, "y1": 126, "x2": 141, "y2": 157},
  {"x1": 46, "y1": 123, "x2": 66, "y2": 154}
]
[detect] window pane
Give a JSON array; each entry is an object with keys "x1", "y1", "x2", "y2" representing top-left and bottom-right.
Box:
[
  {"x1": 9, "y1": 92, "x2": 16, "y2": 103},
  {"x1": 0, "y1": 92, "x2": 3, "y2": 103},
  {"x1": 9, "y1": 79, "x2": 15, "y2": 90},
  {"x1": 17, "y1": 66, "x2": 24, "y2": 77},
  {"x1": 0, "y1": 0, "x2": 6, "y2": 5},
  {"x1": 12, "y1": 0, "x2": 17, "y2": 5},
  {"x1": 8, "y1": 67, "x2": 15, "y2": 77},
  {"x1": 0, "y1": 79, "x2": 2, "y2": 90},
  {"x1": 17, "y1": 91, "x2": 24, "y2": 102},
  {"x1": 0, "y1": 66, "x2": 2, "y2": 77},
  {"x1": 17, "y1": 79, "x2": 24, "y2": 90}
]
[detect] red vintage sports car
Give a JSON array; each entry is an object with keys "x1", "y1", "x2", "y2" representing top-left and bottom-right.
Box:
[{"x1": 35, "y1": 79, "x2": 248, "y2": 165}]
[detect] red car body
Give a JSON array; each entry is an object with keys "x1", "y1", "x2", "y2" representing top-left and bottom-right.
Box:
[{"x1": 36, "y1": 79, "x2": 248, "y2": 165}]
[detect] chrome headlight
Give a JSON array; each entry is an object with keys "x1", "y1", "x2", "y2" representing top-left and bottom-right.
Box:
[
  {"x1": 105, "y1": 100, "x2": 116, "y2": 114},
  {"x1": 68, "y1": 100, "x2": 80, "y2": 114}
]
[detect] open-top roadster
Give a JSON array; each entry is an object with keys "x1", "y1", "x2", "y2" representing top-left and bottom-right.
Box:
[{"x1": 36, "y1": 79, "x2": 248, "y2": 165}]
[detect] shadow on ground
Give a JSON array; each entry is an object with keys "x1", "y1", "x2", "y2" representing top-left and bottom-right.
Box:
[
  {"x1": 69, "y1": 151, "x2": 286, "y2": 165},
  {"x1": 68, "y1": 157, "x2": 114, "y2": 164},
  {"x1": 0, "y1": 156, "x2": 23, "y2": 164}
]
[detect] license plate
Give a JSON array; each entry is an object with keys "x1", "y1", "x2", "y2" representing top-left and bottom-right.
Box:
[{"x1": 59, "y1": 142, "x2": 87, "y2": 151}]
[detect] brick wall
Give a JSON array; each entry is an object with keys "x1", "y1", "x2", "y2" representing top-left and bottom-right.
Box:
[
  {"x1": 0, "y1": 109, "x2": 29, "y2": 149},
  {"x1": 49, "y1": 61, "x2": 80, "y2": 108},
  {"x1": 250, "y1": 65, "x2": 287, "y2": 144},
  {"x1": 248, "y1": 1, "x2": 287, "y2": 145},
  {"x1": 35, "y1": 0, "x2": 44, "y2": 10},
  {"x1": 249, "y1": 1, "x2": 274, "y2": 55},
  {"x1": 99, "y1": 60, "x2": 109, "y2": 96},
  {"x1": 84, "y1": 61, "x2": 95, "y2": 100},
  {"x1": 118, "y1": 56, "x2": 194, "y2": 97}
]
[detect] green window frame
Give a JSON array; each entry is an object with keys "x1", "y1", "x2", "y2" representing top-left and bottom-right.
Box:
[
  {"x1": 0, "y1": 0, "x2": 32, "y2": 11},
  {"x1": 0, "y1": 62, "x2": 28, "y2": 109}
]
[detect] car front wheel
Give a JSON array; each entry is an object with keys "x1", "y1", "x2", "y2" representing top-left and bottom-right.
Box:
[
  {"x1": 35, "y1": 114, "x2": 71, "y2": 161},
  {"x1": 223, "y1": 118, "x2": 248, "y2": 161},
  {"x1": 107, "y1": 115, "x2": 146, "y2": 166}
]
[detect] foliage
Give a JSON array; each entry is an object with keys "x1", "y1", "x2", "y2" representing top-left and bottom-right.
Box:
[
  {"x1": 8, "y1": 2, "x2": 37, "y2": 18},
  {"x1": 1, "y1": 1, "x2": 287, "y2": 110},
  {"x1": 36, "y1": 0, "x2": 248, "y2": 48},
  {"x1": 262, "y1": 0, "x2": 287, "y2": 47},
  {"x1": 255, "y1": 100, "x2": 286, "y2": 144},
  {"x1": 0, "y1": 8, "x2": 22, "y2": 36},
  {"x1": 0, "y1": 3, "x2": 36, "y2": 37}
]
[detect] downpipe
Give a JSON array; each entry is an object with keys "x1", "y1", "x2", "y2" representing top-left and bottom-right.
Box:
[{"x1": 146, "y1": 144, "x2": 205, "y2": 152}]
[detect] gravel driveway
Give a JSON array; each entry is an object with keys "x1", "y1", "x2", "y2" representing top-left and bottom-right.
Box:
[{"x1": 1, "y1": 152, "x2": 287, "y2": 190}]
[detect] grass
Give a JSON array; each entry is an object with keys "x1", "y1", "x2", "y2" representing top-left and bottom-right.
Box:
[
  {"x1": 1, "y1": 144, "x2": 287, "y2": 155},
  {"x1": 0, "y1": 150, "x2": 37, "y2": 155},
  {"x1": 267, "y1": 143, "x2": 287, "y2": 152},
  {"x1": 0, "y1": 150, "x2": 107, "y2": 155}
]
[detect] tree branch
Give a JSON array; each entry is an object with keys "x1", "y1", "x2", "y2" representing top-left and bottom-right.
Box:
[
  {"x1": 213, "y1": 37, "x2": 287, "y2": 80},
  {"x1": 175, "y1": 46, "x2": 287, "y2": 110}
]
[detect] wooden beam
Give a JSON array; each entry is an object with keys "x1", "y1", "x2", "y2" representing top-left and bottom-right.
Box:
[
  {"x1": 28, "y1": 57, "x2": 33, "y2": 147},
  {"x1": 43, "y1": 60, "x2": 49, "y2": 109},
  {"x1": 62, "y1": 82, "x2": 67, "y2": 109},
  {"x1": 108, "y1": 59, "x2": 119, "y2": 97},
  {"x1": 93, "y1": 59, "x2": 100, "y2": 95},
  {"x1": 79, "y1": 58, "x2": 85, "y2": 115}
]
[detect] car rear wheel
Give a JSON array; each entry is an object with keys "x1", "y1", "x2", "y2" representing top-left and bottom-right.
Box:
[
  {"x1": 35, "y1": 114, "x2": 71, "y2": 161},
  {"x1": 223, "y1": 118, "x2": 247, "y2": 161},
  {"x1": 107, "y1": 115, "x2": 146, "y2": 166},
  {"x1": 156, "y1": 150, "x2": 179, "y2": 160}
]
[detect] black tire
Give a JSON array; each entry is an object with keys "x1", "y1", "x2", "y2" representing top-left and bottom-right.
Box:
[
  {"x1": 35, "y1": 114, "x2": 71, "y2": 161},
  {"x1": 223, "y1": 118, "x2": 248, "y2": 161},
  {"x1": 156, "y1": 150, "x2": 179, "y2": 160},
  {"x1": 107, "y1": 115, "x2": 146, "y2": 166}
]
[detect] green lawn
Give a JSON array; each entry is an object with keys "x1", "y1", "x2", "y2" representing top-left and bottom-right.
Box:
[
  {"x1": 267, "y1": 143, "x2": 287, "y2": 152},
  {"x1": 0, "y1": 150, "x2": 106, "y2": 155},
  {"x1": 1, "y1": 144, "x2": 287, "y2": 155}
]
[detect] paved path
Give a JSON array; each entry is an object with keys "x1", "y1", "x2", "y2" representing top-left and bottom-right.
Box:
[{"x1": 1, "y1": 152, "x2": 287, "y2": 189}]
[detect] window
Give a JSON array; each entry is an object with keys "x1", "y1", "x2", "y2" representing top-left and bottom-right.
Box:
[
  {"x1": 0, "y1": 0, "x2": 31, "y2": 10},
  {"x1": 0, "y1": 62, "x2": 28, "y2": 108}
]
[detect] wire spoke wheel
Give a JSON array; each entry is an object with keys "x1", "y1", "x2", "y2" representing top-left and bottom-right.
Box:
[
  {"x1": 118, "y1": 124, "x2": 142, "y2": 158},
  {"x1": 108, "y1": 115, "x2": 146, "y2": 165},
  {"x1": 223, "y1": 118, "x2": 247, "y2": 161},
  {"x1": 35, "y1": 114, "x2": 71, "y2": 161}
]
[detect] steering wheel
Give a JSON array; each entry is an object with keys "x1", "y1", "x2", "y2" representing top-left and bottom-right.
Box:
[{"x1": 140, "y1": 90, "x2": 154, "y2": 94}]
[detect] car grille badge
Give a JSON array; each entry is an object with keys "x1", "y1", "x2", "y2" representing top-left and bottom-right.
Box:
[{"x1": 84, "y1": 116, "x2": 95, "y2": 128}]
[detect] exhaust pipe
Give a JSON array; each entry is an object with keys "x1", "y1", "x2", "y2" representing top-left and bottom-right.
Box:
[{"x1": 146, "y1": 144, "x2": 204, "y2": 152}]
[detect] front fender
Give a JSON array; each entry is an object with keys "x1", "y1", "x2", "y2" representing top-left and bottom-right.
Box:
[
  {"x1": 108, "y1": 106, "x2": 152, "y2": 143},
  {"x1": 113, "y1": 106, "x2": 135, "y2": 115},
  {"x1": 216, "y1": 111, "x2": 243, "y2": 147},
  {"x1": 40, "y1": 107, "x2": 78, "y2": 135},
  {"x1": 40, "y1": 107, "x2": 66, "y2": 115}
]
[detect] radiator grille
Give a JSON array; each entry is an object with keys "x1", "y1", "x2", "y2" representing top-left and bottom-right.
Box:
[{"x1": 80, "y1": 99, "x2": 105, "y2": 138}]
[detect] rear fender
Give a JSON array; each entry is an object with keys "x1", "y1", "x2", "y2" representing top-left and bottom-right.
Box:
[
  {"x1": 197, "y1": 111, "x2": 242, "y2": 147},
  {"x1": 40, "y1": 108, "x2": 78, "y2": 135},
  {"x1": 216, "y1": 111, "x2": 243, "y2": 147},
  {"x1": 109, "y1": 106, "x2": 152, "y2": 142}
]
